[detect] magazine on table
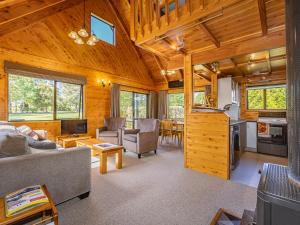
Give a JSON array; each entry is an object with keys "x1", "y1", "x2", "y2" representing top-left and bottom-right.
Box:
[
  {"x1": 93, "y1": 143, "x2": 120, "y2": 150},
  {"x1": 5, "y1": 185, "x2": 49, "y2": 217}
]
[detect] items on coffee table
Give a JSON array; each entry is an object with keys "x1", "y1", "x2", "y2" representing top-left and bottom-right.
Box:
[
  {"x1": 0, "y1": 185, "x2": 58, "y2": 225},
  {"x1": 76, "y1": 138, "x2": 123, "y2": 174}
]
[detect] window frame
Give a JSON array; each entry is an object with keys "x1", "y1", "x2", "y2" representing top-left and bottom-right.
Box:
[
  {"x1": 8, "y1": 74, "x2": 84, "y2": 122},
  {"x1": 167, "y1": 92, "x2": 184, "y2": 121},
  {"x1": 120, "y1": 90, "x2": 149, "y2": 129},
  {"x1": 91, "y1": 13, "x2": 116, "y2": 46},
  {"x1": 246, "y1": 84, "x2": 287, "y2": 111}
]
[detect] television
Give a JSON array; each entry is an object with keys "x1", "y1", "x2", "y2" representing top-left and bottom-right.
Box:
[{"x1": 61, "y1": 119, "x2": 87, "y2": 135}]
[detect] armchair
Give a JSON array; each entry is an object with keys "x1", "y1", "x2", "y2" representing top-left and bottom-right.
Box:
[
  {"x1": 96, "y1": 117, "x2": 126, "y2": 145},
  {"x1": 122, "y1": 119, "x2": 159, "y2": 158}
]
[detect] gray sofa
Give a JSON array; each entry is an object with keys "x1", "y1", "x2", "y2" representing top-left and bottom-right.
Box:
[
  {"x1": 0, "y1": 122, "x2": 91, "y2": 204},
  {"x1": 96, "y1": 117, "x2": 126, "y2": 145},
  {"x1": 122, "y1": 119, "x2": 160, "y2": 158}
]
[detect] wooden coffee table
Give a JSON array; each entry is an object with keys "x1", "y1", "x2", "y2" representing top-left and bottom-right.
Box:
[
  {"x1": 0, "y1": 185, "x2": 58, "y2": 225},
  {"x1": 76, "y1": 138, "x2": 123, "y2": 174}
]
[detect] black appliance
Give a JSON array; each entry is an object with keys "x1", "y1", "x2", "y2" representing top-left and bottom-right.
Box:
[
  {"x1": 230, "y1": 124, "x2": 240, "y2": 170},
  {"x1": 255, "y1": 1, "x2": 300, "y2": 224},
  {"x1": 168, "y1": 80, "x2": 184, "y2": 89},
  {"x1": 257, "y1": 123, "x2": 288, "y2": 157},
  {"x1": 61, "y1": 119, "x2": 87, "y2": 135}
]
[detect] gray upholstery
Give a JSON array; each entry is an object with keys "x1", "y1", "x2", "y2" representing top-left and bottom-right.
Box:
[
  {"x1": 96, "y1": 117, "x2": 126, "y2": 145},
  {"x1": 27, "y1": 136, "x2": 57, "y2": 150},
  {"x1": 0, "y1": 133, "x2": 29, "y2": 157},
  {"x1": 0, "y1": 147, "x2": 91, "y2": 204},
  {"x1": 122, "y1": 119, "x2": 160, "y2": 157},
  {"x1": 99, "y1": 131, "x2": 118, "y2": 137}
]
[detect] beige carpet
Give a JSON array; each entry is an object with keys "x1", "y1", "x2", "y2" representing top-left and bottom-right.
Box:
[{"x1": 57, "y1": 144, "x2": 257, "y2": 225}]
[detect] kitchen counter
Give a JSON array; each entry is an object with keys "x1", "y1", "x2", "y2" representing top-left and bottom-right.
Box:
[{"x1": 230, "y1": 120, "x2": 247, "y2": 126}]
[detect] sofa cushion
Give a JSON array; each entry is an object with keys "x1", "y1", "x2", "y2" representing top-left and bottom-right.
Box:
[
  {"x1": 124, "y1": 134, "x2": 137, "y2": 143},
  {"x1": 17, "y1": 125, "x2": 39, "y2": 140},
  {"x1": 0, "y1": 124, "x2": 16, "y2": 133},
  {"x1": 0, "y1": 133, "x2": 29, "y2": 157},
  {"x1": 27, "y1": 136, "x2": 57, "y2": 150},
  {"x1": 99, "y1": 131, "x2": 118, "y2": 137}
]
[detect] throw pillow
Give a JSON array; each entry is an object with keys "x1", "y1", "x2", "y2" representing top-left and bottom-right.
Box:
[
  {"x1": 17, "y1": 125, "x2": 39, "y2": 141},
  {"x1": 0, "y1": 133, "x2": 29, "y2": 157}
]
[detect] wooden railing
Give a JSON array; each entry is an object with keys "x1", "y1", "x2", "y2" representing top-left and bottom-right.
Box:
[{"x1": 130, "y1": 0, "x2": 195, "y2": 44}]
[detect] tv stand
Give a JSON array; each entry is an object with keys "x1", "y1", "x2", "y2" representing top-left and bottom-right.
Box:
[{"x1": 56, "y1": 134, "x2": 92, "y2": 148}]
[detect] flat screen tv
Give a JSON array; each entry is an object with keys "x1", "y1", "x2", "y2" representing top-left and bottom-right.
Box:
[{"x1": 61, "y1": 119, "x2": 87, "y2": 135}]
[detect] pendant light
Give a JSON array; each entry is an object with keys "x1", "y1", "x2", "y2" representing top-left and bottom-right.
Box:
[{"x1": 68, "y1": 0, "x2": 98, "y2": 46}]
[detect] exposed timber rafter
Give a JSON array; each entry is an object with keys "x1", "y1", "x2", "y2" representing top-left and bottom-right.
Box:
[
  {"x1": 197, "y1": 23, "x2": 220, "y2": 48},
  {"x1": 257, "y1": 0, "x2": 268, "y2": 35}
]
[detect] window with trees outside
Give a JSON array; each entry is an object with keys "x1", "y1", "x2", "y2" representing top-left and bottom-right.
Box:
[
  {"x1": 193, "y1": 91, "x2": 205, "y2": 105},
  {"x1": 247, "y1": 85, "x2": 286, "y2": 110},
  {"x1": 120, "y1": 91, "x2": 148, "y2": 129},
  {"x1": 168, "y1": 93, "x2": 184, "y2": 121},
  {"x1": 8, "y1": 74, "x2": 83, "y2": 121}
]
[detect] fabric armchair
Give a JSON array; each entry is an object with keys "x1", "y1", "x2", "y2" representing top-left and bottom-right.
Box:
[
  {"x1": 122, "y1": 119, "x2": 160, "y2": 158},
  {"x1": 96, "y1": 117, "x2": 125, "y2": 145}
]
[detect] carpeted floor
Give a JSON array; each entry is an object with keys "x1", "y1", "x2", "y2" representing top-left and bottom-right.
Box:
[{"x1": 57, "y1": 144, "x2": 257, "y2": 225}]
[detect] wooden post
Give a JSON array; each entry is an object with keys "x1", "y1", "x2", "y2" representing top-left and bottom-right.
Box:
[
  {"x1": 211, "y1": 73, "x2": 218, "y2": 108},
  {"x1": 184, "y1": 54, "x2": 192, "y2": 168}
]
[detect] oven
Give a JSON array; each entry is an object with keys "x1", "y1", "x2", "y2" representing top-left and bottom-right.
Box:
[{"x1": 257, "y1": 122, "x2": 288, "y2": 157}]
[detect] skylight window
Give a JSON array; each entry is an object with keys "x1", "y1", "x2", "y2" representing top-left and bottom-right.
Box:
[{"x1": 91, "y1": 14, "x2": 115, "y2": 45}]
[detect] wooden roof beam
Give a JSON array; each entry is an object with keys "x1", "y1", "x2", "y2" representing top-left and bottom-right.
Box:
[
  {"x1": 161, "y1": 37, "x2": 186, "y2": 55},
  {"x1": 153, "y1": 54, "x2": 169, "y2": 82},
  {"x1": 0, "y1": 0, "x2": 26, "y2": 8},
  {"x1": 257, "y1": 0, "x2": 268, "y2": 35},
  {"x1": 197, "y1": 23, "x2": 220, "y2": 48},
  {"x1": 193, "y1": 72, "x2": 211, "y2": 82},
  {"x1": 230, "y1": 58, "x2": 245, "y2": 77}
]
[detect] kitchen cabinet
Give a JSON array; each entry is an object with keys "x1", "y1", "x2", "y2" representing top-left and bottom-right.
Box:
[
  {"x1": 218, "y1": 77, "x2": 239, "y2": 109},
  {"x1": 246, "y1": 122, "x2": 257, "y2": 151}
]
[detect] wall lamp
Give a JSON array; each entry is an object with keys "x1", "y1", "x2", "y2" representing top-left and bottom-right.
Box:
[{"x1": 101, "y1": 79, "x2": 111, "y2": 87}]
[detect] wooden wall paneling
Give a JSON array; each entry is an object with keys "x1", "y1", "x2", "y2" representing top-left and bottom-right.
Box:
[{"x1": 184, "y1": 53, "x2": 229, "y2": 180}]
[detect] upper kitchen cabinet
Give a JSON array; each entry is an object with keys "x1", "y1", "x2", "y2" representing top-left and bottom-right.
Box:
[{"x1": 218, "y1": 77, "x2": 239, "y2": 110}]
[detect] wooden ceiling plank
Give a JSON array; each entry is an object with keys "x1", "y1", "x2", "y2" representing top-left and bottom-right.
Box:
[
  {"x1": 161, "y1": 37, "x2": 186, "y2": 55},
  {"x1": 0, "y1": 0, "x2": 83, "y2": 37},
  {"x1": 0, "y1": 0, "x2": 26, "y2": 8},
  {"x1": 257, "y1": 0, "x2": 268, "y2": 35},
  {"x1": 230, "y1": 58, "x2": 245, "y2": 77},
  {"x1": 175, "y1": 0, "x2": 179, "y2": 20},
  {"x1": 130, "y1": 0, "x2": 136, "y2": 40},
  {"x1": 153, "y1": 54, "x2": 168, "y2": 82},
  {"x1": 197, "y1": 23, "x2": 220, "y2": 48},
  {"x1": 107, "y1": 0, "x2": 154, "y2": 80}
]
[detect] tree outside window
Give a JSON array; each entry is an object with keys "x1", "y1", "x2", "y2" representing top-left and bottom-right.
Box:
[
  {"x1": 247, "y1": 85, "x2": 286, "y2": 110},
  {"x1": 168, "y1": 93, "x2": 184, "y2": 121}
]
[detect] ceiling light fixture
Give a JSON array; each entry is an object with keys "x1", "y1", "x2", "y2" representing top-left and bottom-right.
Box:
[{"x1": 68, "y1": 0, "x2": 98, "y2": 46}]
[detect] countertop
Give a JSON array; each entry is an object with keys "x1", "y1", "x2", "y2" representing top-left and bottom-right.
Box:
[{"x1": 230, "y1": 120, "x2": 247, "y2": 126}]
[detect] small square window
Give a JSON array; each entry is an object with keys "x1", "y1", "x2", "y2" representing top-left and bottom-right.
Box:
[{"x1": 91, "y1": 14, "x2": 115, "y2": 45}]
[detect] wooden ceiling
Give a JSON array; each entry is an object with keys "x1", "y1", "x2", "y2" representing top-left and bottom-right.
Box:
[
  {"x1": 0, "y1": 0, "x2": 286, "y2": 85},
  {"x1": 194, "y1": 47, "x2": 286, "y2": 85},
  {"x1": 0, "y1": 0, "x2": 154, "y2": 86},
  {"x1": 128, "y1": 0, "x2": 285, "y2": 84}
]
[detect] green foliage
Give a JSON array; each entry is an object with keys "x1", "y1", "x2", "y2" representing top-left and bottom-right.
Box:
[
  {"x1": 193, "y1": 91, "x2": 205, "y2": 105},
  {"x1": 266, "y1": 88, "x2": 286, "y2": 109},
  {"x1": 9, "y1": 75, "x2": 82, "y2": 121},
  {"x1": 120, "y1": 91, "x2": 147, "y2": 128},
  {"x1": 168, "y1": 93, "x2": 184, "y2": 120},
  {"x1": 247, "y1": 86, "x2": 286, "y2": 110},
  {"x1": 247, "y1": 89, "x2": 264, "y2": 109}
]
